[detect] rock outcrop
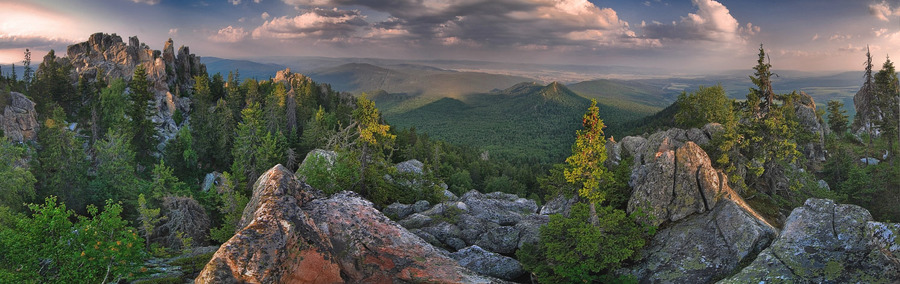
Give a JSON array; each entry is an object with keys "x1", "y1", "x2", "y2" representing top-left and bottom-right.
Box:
[
  {"x1": 615, "y1": 128, "x2": 778, "y2": 283},
  {"x1": 0, "y1": 92, "x2": 38, "y2": 142},
  {"x1": 196, "y1": 165, "x2": 503, "y2": 283},
  {"x1": 66, "y1": 33, "x2": 204, "y2": 144},
  {"x1": 395, "y1": 190, "x2": 547, "y2": 280},
  {"x1": 450, "y1": 245, "x2": 525, "y2": 280},
  {"x1": 723, "y1": 199, "x2": 900, "y2": 283},
  {"x1": 794, "y1": 92, "x2": 826, "y2": 164}
]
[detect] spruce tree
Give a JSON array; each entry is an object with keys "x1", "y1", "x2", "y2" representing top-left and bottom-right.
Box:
[
  {"x1": 564, "y1": 99, "x2": 612, "y2": 225},
  {"x1": 873, "y1": 57, "x2": 900, "y2": 158},
  {"x1": 129, "y1": 65, "x2": 158, "y2": 168},
  {"x1": 826, "y1": 100, "x2": 849, "y2": 135}
]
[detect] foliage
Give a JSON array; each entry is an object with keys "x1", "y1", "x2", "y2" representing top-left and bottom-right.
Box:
[
  {"x1": 296, "y1": 151, "x2": 360, "y2": 196},
  {"x1": 209, "y1": 172, "x2": 248, "y2": 243},
  {"x1": 826, "y1": 100, "x2": 849, "y2": 135},
  {"x1": 0, "y1": 136, "x2": 36, "y2": 211},
  {"x1": 137, "y1": 194, "x2": 165, "y2": 248},
  {"x1": 99, "y1": 79, "x2": 131, "y2": 138},
  {"x1": 872, "y1": 57, "x2": 899, "y2": 157},
  {"x1": 517, "y1": 203, "x2": 650, "y2": 283},
  {"x1": 129, "y1": 64, "x2": 159, "y2": 168},
  {"x1": 0, "y1": 197, "x2": 144, "y2": 283},
  {"x1": 33, "y1": 106, "x2": 90, "y2": 213},
  {"x1": 564, "y1": 99, "x2": 612, "y2": 206},
  {"x1": 90, "y1": 130, "x2": 141, "y2": 208},
  {"x1": 675, "y1": 84, "x2": 736, "y2": 129}
]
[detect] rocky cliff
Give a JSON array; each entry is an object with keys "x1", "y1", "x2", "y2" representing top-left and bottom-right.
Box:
[
  {"x1": 196, "y1": 165, "x2": 504, "y2": 283},
  {"x1": 65, "y1": 33, "x2": 204, "y2": 144},
  {"x1": 0, "y1": 92, "x2": 38, "y2": 142}
]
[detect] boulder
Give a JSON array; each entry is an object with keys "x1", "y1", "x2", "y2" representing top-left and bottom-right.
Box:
[
  {"x1": 628, "y1": 142, "x2": 727, "y2": 226},
  {"x1": 451, "y1": 246, "x2": 525, "y2": 280},
  {"x1": 0, "y1": 92, "x2": 38, "y2": 142},
  {"x1": 475, "y1": 226, "x2": 520, "y2": 255},
  {"x1": 396, "y1": 159, "x2": 425, "y2": 175},
  {"x1": 723, "y1": 199, "x2": 900, "y2": 283},
  {"x1": 539, "y1": 194, "x2": 577, "y2": 216},
  {"x1": 626, "y1": 199, "x2": 776, "y2": 283},
  {"x1": 196, "y1": 165, "x2": 503, "y2": 283},
  {"x1": 383, "y1": 202, "x2": 415, "y2": 219},
  {"x1": 460, "y1": 190, "x2": 538, "y2": 226}
]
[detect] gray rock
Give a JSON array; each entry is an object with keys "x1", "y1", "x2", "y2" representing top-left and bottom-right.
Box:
[
  {"x1": 817, "y1": 179, "x2": 831, "y2": 191},
  {"x1": 443, "y1": 189, "x2": 459, "y2": 201},
  {"x1": 399, "y1": 213, "x2": 433, "y2": 229},
  {"x1": 476, "y1": 226, "x2": 520, "y2": 255},
  {"x1": 297, "y1": 149, "x2": 337, "y2": 175},
  {"x1": 1, "y1": 92, "x2": 39, "y2": 143},
  {"x1": 421, "y1": 221, "x2": 462, "y2": 248},
  {"x1": 628, "y1": 142, "x2": 726, "y2": 227},
  {"x1": 396, "y1": 159, "x2": 425, "y2": 175},
  {"x1": 627, "y1": 199, "x2": 776, "y2": 283},
  {"x1": 461, "y1": 190, "x2": 537, "y2": 226},
  {"x1": 451, "y1": 246, "x2": 525, "y2": 280},
  {"x1": 794, "y1": 91, "x2": 826, "y2": 164},
  {"x1": 383, "y1": 202, "x2": 415, "y2": 219},
  {"x1": 413, "y1": 200, "x2": 431, "y2": 213},
  {"x1": 722, "y1": 199, "x2": 900, "y2": 283},
  {"x1": 515, "y1": 214, "x2": 549, "y2": 249},
  {"x1": 539, "y1": 194, "x2": 577, "y2": 216}
]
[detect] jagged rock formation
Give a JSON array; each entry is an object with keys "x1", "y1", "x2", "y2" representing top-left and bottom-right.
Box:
[
  {"x1": 0, "y1": 92, "x2": 39, "y2": 142},
  {"x1": 723, "y1": 199, "x2": 900, "y2": 283},
  {"x1": 66, "y1": 33, "x2": 204, "y2": 144},
  {"x1": 610, "y1": 127, "x2": 778, "y2": 283},
  {"x1": 196, "y1": 165, "x2": 504, "y2": 283},
  {"x1": 793, "y1": 91, "x2": 826, "y2": 164}
]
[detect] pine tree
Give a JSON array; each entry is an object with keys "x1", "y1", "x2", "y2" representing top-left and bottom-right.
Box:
[
  {"x1": 129, "y1": 65, "x2": 158, "y2": 168},
  {"x1": 22, "y1": 49, "x2": 32, "y2": 91},
  {"x1": 873, "y1": 57, "x2": 900, "y2": 158},
  {"x1": 748, "y1": 44, "x2": 775, "y2": 118},
  {"x1": 564, "y1": 99, "x2": 612, "y2": 226},
  {"x1": 33, "y1": 106, "x2": 90, "y2": 212},
  {"x1": 826, "y1": 100, "x2": 849, "y2": 135},
  {"x1": 855, "y1": 47, "x2": 877, "y2": 163},
  {"x1": 231, "y1": 102, "x2": 269, "y2": 192},
  {"x1": 352, "y1": 94, "x2": 395, "y2": 196}
]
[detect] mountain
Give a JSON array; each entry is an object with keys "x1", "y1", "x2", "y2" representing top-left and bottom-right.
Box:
[
  {"x1": 380, "y1": 81, "x2": 646, "y2": 162},
  {"x1": 307, "y1": 63, "x2": 535, "y2": 98},
  {"x1": 201, "y1": 57, "x2": 286, "y2": 79},
  {"x1": 567, "y1": 79, "x2": 678, "y2": 115}
]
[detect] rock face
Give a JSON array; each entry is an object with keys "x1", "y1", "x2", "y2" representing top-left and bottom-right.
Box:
[
  {"x1": 66, "y1": 33, "x2": 204, "y2": 144},
  {"x1": 196, "y1": 165, "x2": 502, "y2": 284},
  {"x1": 616, "y1": 128, "x2": 778, "y2": 283},
  {"x1": 627, "y1": 199, "x2": 776, "y2": 283},
  {"x1": 0, "y1": 92, "x2": 38, "y2": 142},
  {"x1": 723, "y1": 199, "x2": 900, "y2": 283},
  {"x1": 450, "y1": 245, "x2": 525, "y2": 280},
  {"x1": 627, "y1": 141, "x2": 729, "y2": 226},
  {"x1": 794, "y1": 91, "x2": 826, "y2": 165}
]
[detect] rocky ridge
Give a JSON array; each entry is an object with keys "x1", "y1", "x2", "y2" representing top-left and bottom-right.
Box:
[
  {"x1": 196, "y1": 165, "x2": 504, "y2": 283},
  {"x1": 65, "y1": 33, "x2": 204, "y2": 144}
]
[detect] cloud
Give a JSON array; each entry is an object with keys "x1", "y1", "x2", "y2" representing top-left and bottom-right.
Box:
[
  {"x1": 812, "y1": 33, "x2": 819, "y2": 41},
  {"x1": 869, "y1": 1, "x2": 899, "y2": 21},
  {"x1": 262, "y1": 12, "x2": 270, "y2": 19},
  {"x1": 209, "y1": 26, "x2": 249, "y2": 42},
  {"x1": 230, "y1": 0, "x2": 241, "y2": 5},
  {"x1": 828, "y1": 33, "x2": 853, "y2": 41},
  {"x1": 254, "y1": 0, "x2": 262, "y2": 2},
  {"x1": 641, "y1": 0, "x2": 747, "y2": 43},
  {"x1": 131, "y1": 0, "x2": 161, "y2": 5},
  {"x1": 0, "y1": 35, "x2": 77, "y2": 49},
  {"x1": 251, "y1": 8, "x2": 367, "y2": 41},
  {"x1": 169, "y1": 28, "x2": 179, "y2": 36},
  {"x1": 273, "y1": 0, "x2": 655, "y2": 49}
]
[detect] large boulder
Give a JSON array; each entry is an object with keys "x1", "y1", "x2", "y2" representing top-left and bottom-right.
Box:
[
  {"x1": 722, "y1": 199, "x2": 900, "y2": 283},
  {"x1": 451, "y1": 246, "x2": 525, "y2": 280},
  {"x1": 0, "y1": 92, "x2": 38, "y2": 142},
  {"x1": 628, "y1": 141, "x2": 728, "y2": 226},
  {"x1": 196, "y1": 165, "x2": 503, "y2": 283},
  {"x1": 626, "y1": 199, "x2": 776, "y2": 283}
]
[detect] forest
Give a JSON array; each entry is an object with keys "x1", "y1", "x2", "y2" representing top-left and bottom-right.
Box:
[{"x1": 0, "y1": 42, "x2": 897, "y2": 283}]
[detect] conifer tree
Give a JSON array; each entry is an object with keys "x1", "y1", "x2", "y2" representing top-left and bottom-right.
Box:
[
  {"x1": 129, "y1": 64, "x2": 158, "y2": 168},
  {"x1": 21, "y1": 49, "x2": 32, "y2": 91},
  {"x1": 873, "y1": 57, "x2": 900, "y2": 158},
  {"x1": 352, "y1": 94, "x2": 395, "y2": 196},
  {"x1": 826, "y1": 100, "x2": 849, "y2": 135},
  {"x1": 564, "y1": 99, "x2": 612, "y2": 225}
]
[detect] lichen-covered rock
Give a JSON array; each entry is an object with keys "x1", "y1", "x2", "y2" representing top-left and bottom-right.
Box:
[
  {"x1": 0, "y1": 92, "x2": 38, "y2": 142},
  {"x1": 626, "y1": 199, "x2": 776, "y2": 283},
  {"x1": 396, "y1": 159, "x2": 425, "y2": 175},
  {"x1": 628, "y1": 142, "x2": 727, "y2": 226},
  {"x1": 197, "y1": 165, "x2": 503, "y2": 283},
  {"x1": 539, "y1": 194, "x2": 577, "y2": 216},
  {"x1": 722, "y1": 199, "x2": 900, "y2": 283},
  {"x1": 451, "y1": 246, "x2": 525, "y2": 280},
  {"x1": 384, "y1": 202, "x2": 415, "y2": 219},
  {"x1": 794, "y1": 91, "x2": 826, "y2": 164}
]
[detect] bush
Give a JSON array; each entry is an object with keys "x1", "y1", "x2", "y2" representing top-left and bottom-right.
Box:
[
  {"x1": 0, "y1": 197, "x2": 144, "y2": 283},
  {"x1": 517, "y1": 203, "x2": 652, "y2": 283}
]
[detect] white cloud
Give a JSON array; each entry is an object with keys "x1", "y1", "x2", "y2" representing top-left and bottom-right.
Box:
[
  {"x1": 262, "y1": 12, "x2": 270, "y2": 19},
  {"x1": 812, "y1": 33, "x2": 819, "y2": 41},
  {"x1": 642, "y1": 0, "x2": 746, "y2": 43},
  {"x1": 869, "y1": 1, "x2": 899, "y2": 21},
  {"x1": 251, "y1": 8, "x2": 367, "y2": 40},
  {"x1": 230, "y1": 0, "x2": 241, "y2": 5},
  {"x1": 169, "y1": 28, "x2": 179, "y2": 36},
  {"x1": 254, "y1": 0, "x2": 262, "y2": 3},
  {"x1": 209, "y1": 26, "x2": 248, "y2": 42},
  {"x1": 131, "y1": 0, "x2": 161, "y2": 5}
]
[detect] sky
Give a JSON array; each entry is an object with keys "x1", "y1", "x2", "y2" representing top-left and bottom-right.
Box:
[{"x1": 1, "y1": 0, "x2": 900, "y2": 73}]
